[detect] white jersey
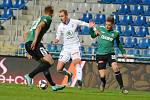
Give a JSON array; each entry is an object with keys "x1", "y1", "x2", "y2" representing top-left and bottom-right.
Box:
[{"x1": 56, "y1": 18, "x2": 89, "y2": 46}]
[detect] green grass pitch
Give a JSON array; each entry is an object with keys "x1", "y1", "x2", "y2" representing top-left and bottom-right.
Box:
[{"x1": 0, "y1": 84, "x2": 150, "y2": 100}]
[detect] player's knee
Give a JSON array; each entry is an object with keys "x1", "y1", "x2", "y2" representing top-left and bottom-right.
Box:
[
  {"x1": 40, "y1": 60, "x2": 51, "y2": 69},
  {"x1": 111, "y1": 62, "x2": 119, "y2": 71},
  {"x1": 57, "y1": 64, "x2": 66, "y2": 73},
  {"x1": 57, "y1": 68, "x2": 63, "y2": 73},
  {"x1": 56, "y1": 65, "x2": 63, "y2": 72},
  {"x1": 49, "y1": 60, "x2": 54, "y2": 65},
  {"x1": 112, "y1": 66, "x2": 119, "y2": 72},
  {"x1": 72, "y1": 59, "x2": 81, "y2": 65},
  {"x1": 56, "y1": 61, "x2": 65, "y2": 72},
  {"x1": 42, "y1": 54, "x2": 54, "y2": 65}
]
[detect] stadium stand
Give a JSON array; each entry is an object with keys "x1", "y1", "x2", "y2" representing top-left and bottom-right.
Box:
[
  {"x1": 94, "y1": 14, "x2": 105, "y2": 24},
  {"x1": 13, "y1": 0, "x2": 26, "y2": 10},
  {"x1": 0, "y1": 8, "x2": 13, "y2": 20},
  {"x1": 144, "y1": 5, "x2": 150, "y2": 16},
  {"x1": 114, "y1": 4, "x2": 130, "y2": 15},
  {"x1": 80, "y1": 26, "x2": 90, "y2": 35},
  {"x1": 142, "y1": 0, "x2": 150, "y2": 5},
  {"x1": 113, "y1": 0, "x2": 125, "y2": 4},
  {"x1": 130, "y1": 5, "x2": 144, "y2": 15},
  {"x1": 0, "y1": 0, "x2": 149, "y2": 63},
  {"x1": 123, "y1": 26, "x2": 135, "y2": 36},
  {"x1": 115, "y1": 25, "x2": 123, "y2": 35},
  {"x1": 124, "y1": 37, "x2": 134, "y2": 48},
  {"x1": 80, "y1": 12, "x2": 93, "y2": 22}
]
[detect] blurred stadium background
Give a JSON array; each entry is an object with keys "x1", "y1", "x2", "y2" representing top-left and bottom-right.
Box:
[{"x1": 0, "y1": 0, "x2": 150, "y2": 93}]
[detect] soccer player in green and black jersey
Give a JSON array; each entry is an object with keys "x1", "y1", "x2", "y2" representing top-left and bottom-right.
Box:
[
  {"x1": 89, "y1": 16, "x2": 128, "y2": 94},
  {"x1": 24, "y1": 6, "x2": 65, "y2": 91}
]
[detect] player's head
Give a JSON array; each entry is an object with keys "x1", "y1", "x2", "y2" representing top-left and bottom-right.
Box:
[
  {"x1": 59, "y1": 9, "x2": 68, "y2": 24},
  {"x1": 44, "y1": 6, "x2": 54, "y2": 17},
  {"x1": 105, "y1": 16, "x2": 114, "y2": 31}
]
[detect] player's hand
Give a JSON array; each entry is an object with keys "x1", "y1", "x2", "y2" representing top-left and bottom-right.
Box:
[
  {"x1": 89, "y1": 21, "x2": 95, "y2": 28},
  {"x1": 89, "y1": 21, "x2": 100, "y2": 36},
  {"x1": 27, "y1": 54, "x2": 32, "y2": 60},
  {"x1": 31, "y1": 40, "x2": 36, "y2": 50},
  {"x1": 52, "y1": 39, "x2": 59, "y2": 44}
]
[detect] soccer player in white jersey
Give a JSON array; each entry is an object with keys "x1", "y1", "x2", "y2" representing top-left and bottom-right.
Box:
[{"x1": 53, "y1": 9, "x2": 89, "y2": 88}]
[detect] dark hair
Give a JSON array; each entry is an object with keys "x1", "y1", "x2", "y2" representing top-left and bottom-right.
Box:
[
  {"x1": 44, "y1": 6, "x2": 53, "y2": 16},
  {"x1": 106, "y1": 16, "x2": 114, "y2": 24},
  {"x1": 59, "y1": 9, "x2": 68, "y2": 16}
]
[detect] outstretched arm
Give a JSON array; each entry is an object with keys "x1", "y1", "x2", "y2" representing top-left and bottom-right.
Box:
[
  {"x1": 89, "y1": 21, "x2": 100, "y2": 38},
  {"x1": 74, "y1": 19, "x2": 89, "y2": 27}
]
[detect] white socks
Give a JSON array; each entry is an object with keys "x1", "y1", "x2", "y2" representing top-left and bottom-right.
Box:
[{"x1": 76, "y1": 64, "x2": 82, "y2": 81}]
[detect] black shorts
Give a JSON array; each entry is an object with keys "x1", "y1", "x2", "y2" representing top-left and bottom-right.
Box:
[
  {"x1": 25, "y1": 41, "x2": 49, "y2": 61},
  {"x1": 96, "y1": 53, "x2": 116, "y2": 70}
]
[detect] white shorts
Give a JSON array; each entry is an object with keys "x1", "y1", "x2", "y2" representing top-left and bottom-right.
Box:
[{"x1": 58, "y1": 44, "x2": 81, "y2": 63}]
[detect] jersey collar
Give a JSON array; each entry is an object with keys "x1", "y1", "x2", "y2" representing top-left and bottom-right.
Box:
[{"x1": 63, "y1": 18, "x2": 70, "y2": 25}]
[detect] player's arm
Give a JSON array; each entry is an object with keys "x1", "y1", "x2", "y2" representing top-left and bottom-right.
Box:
[
  {"x1": 74, "y1": 19, "x2": 89, "y2": 27},
  {"x1": 53, "y1": 25, "x2": 61, "y2": 44},
  {"x1": 89, "y1": 21, "x2": 100, "y2": 38},
  {"x1": 116, "y1": 34, "x2": 126, "y2": 56},
  {"x1": 23, "y1": 31, "x2": 28, "y2": 42},
  {"x1": 89, "y1": 27, "x2": 97, "y2": 38},
  {"x1": 74, "y1": 19, "x2": 100, "y2": 37},
  {"x1": 31, "y1": 21, "x2": 46, "y2": 50}
]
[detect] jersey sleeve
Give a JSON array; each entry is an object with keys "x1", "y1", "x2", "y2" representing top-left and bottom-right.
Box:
[
  {"x1": 41, "y1": 17, "x2": 51, "y2": 26},
  {"x1": 89, "y1": 27, "x2": 97, "y2": 38},
  {"x1": 56, "y1": 24, "x2": 61, "y2": 40},
  {"x1": 73, "y1": 19, "x2": 89, "y2": 27},
  {"x1": 116, "y1": 33, "x2": 126, "y2": 55}
]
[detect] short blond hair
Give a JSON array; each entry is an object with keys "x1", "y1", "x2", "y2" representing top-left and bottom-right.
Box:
[{"x1": 59, "y1": 9, "x2": 68, "y2": 16}]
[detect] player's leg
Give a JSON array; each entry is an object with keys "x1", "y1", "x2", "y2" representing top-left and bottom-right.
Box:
[
  {"x1": 28, "y1": 43, "x2": 65, "y2": 90},
  {"x1": 72, "y1": 58, "x2": 82, "y2": 88},
  {"x1": 43, "y1": 70, "x2": 55, "y2": 86},
  {"x1": 24, "y1": 41, "x2": 38, "y2": 87},
  {"x1": 99, "y1": 69, "x2": 106, "y2": 92},
  {"x1": 57, "y1": 50, "x2": 72, "y2": 86},
  {"x1": 41, "y1": 55, "x2": 56, "y2": 88},
  {"x1": 43, "y1": 69, "x2": 65, "y2": 91},
  {"x1": 24, "y1": 57, "x2": 53, "y2": 87},
  {"x1": 96, "y1": 55, "x2": 107, "y2": 92},
  {"x1": 72, "y1": 50, "x2": 82, "y2": 89},
  {"x1": 109, "y1": 54, "x2": 128, "y2": 94},
  {"x1": 24, "y1": 43, "x2": 61, "y2": 90},
  {"x1": 26, "y1": 44, "x2": 54, "y2": 79},
  {"x1": 38, "y1": 44, "x2": 65, "y2": 91}
]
